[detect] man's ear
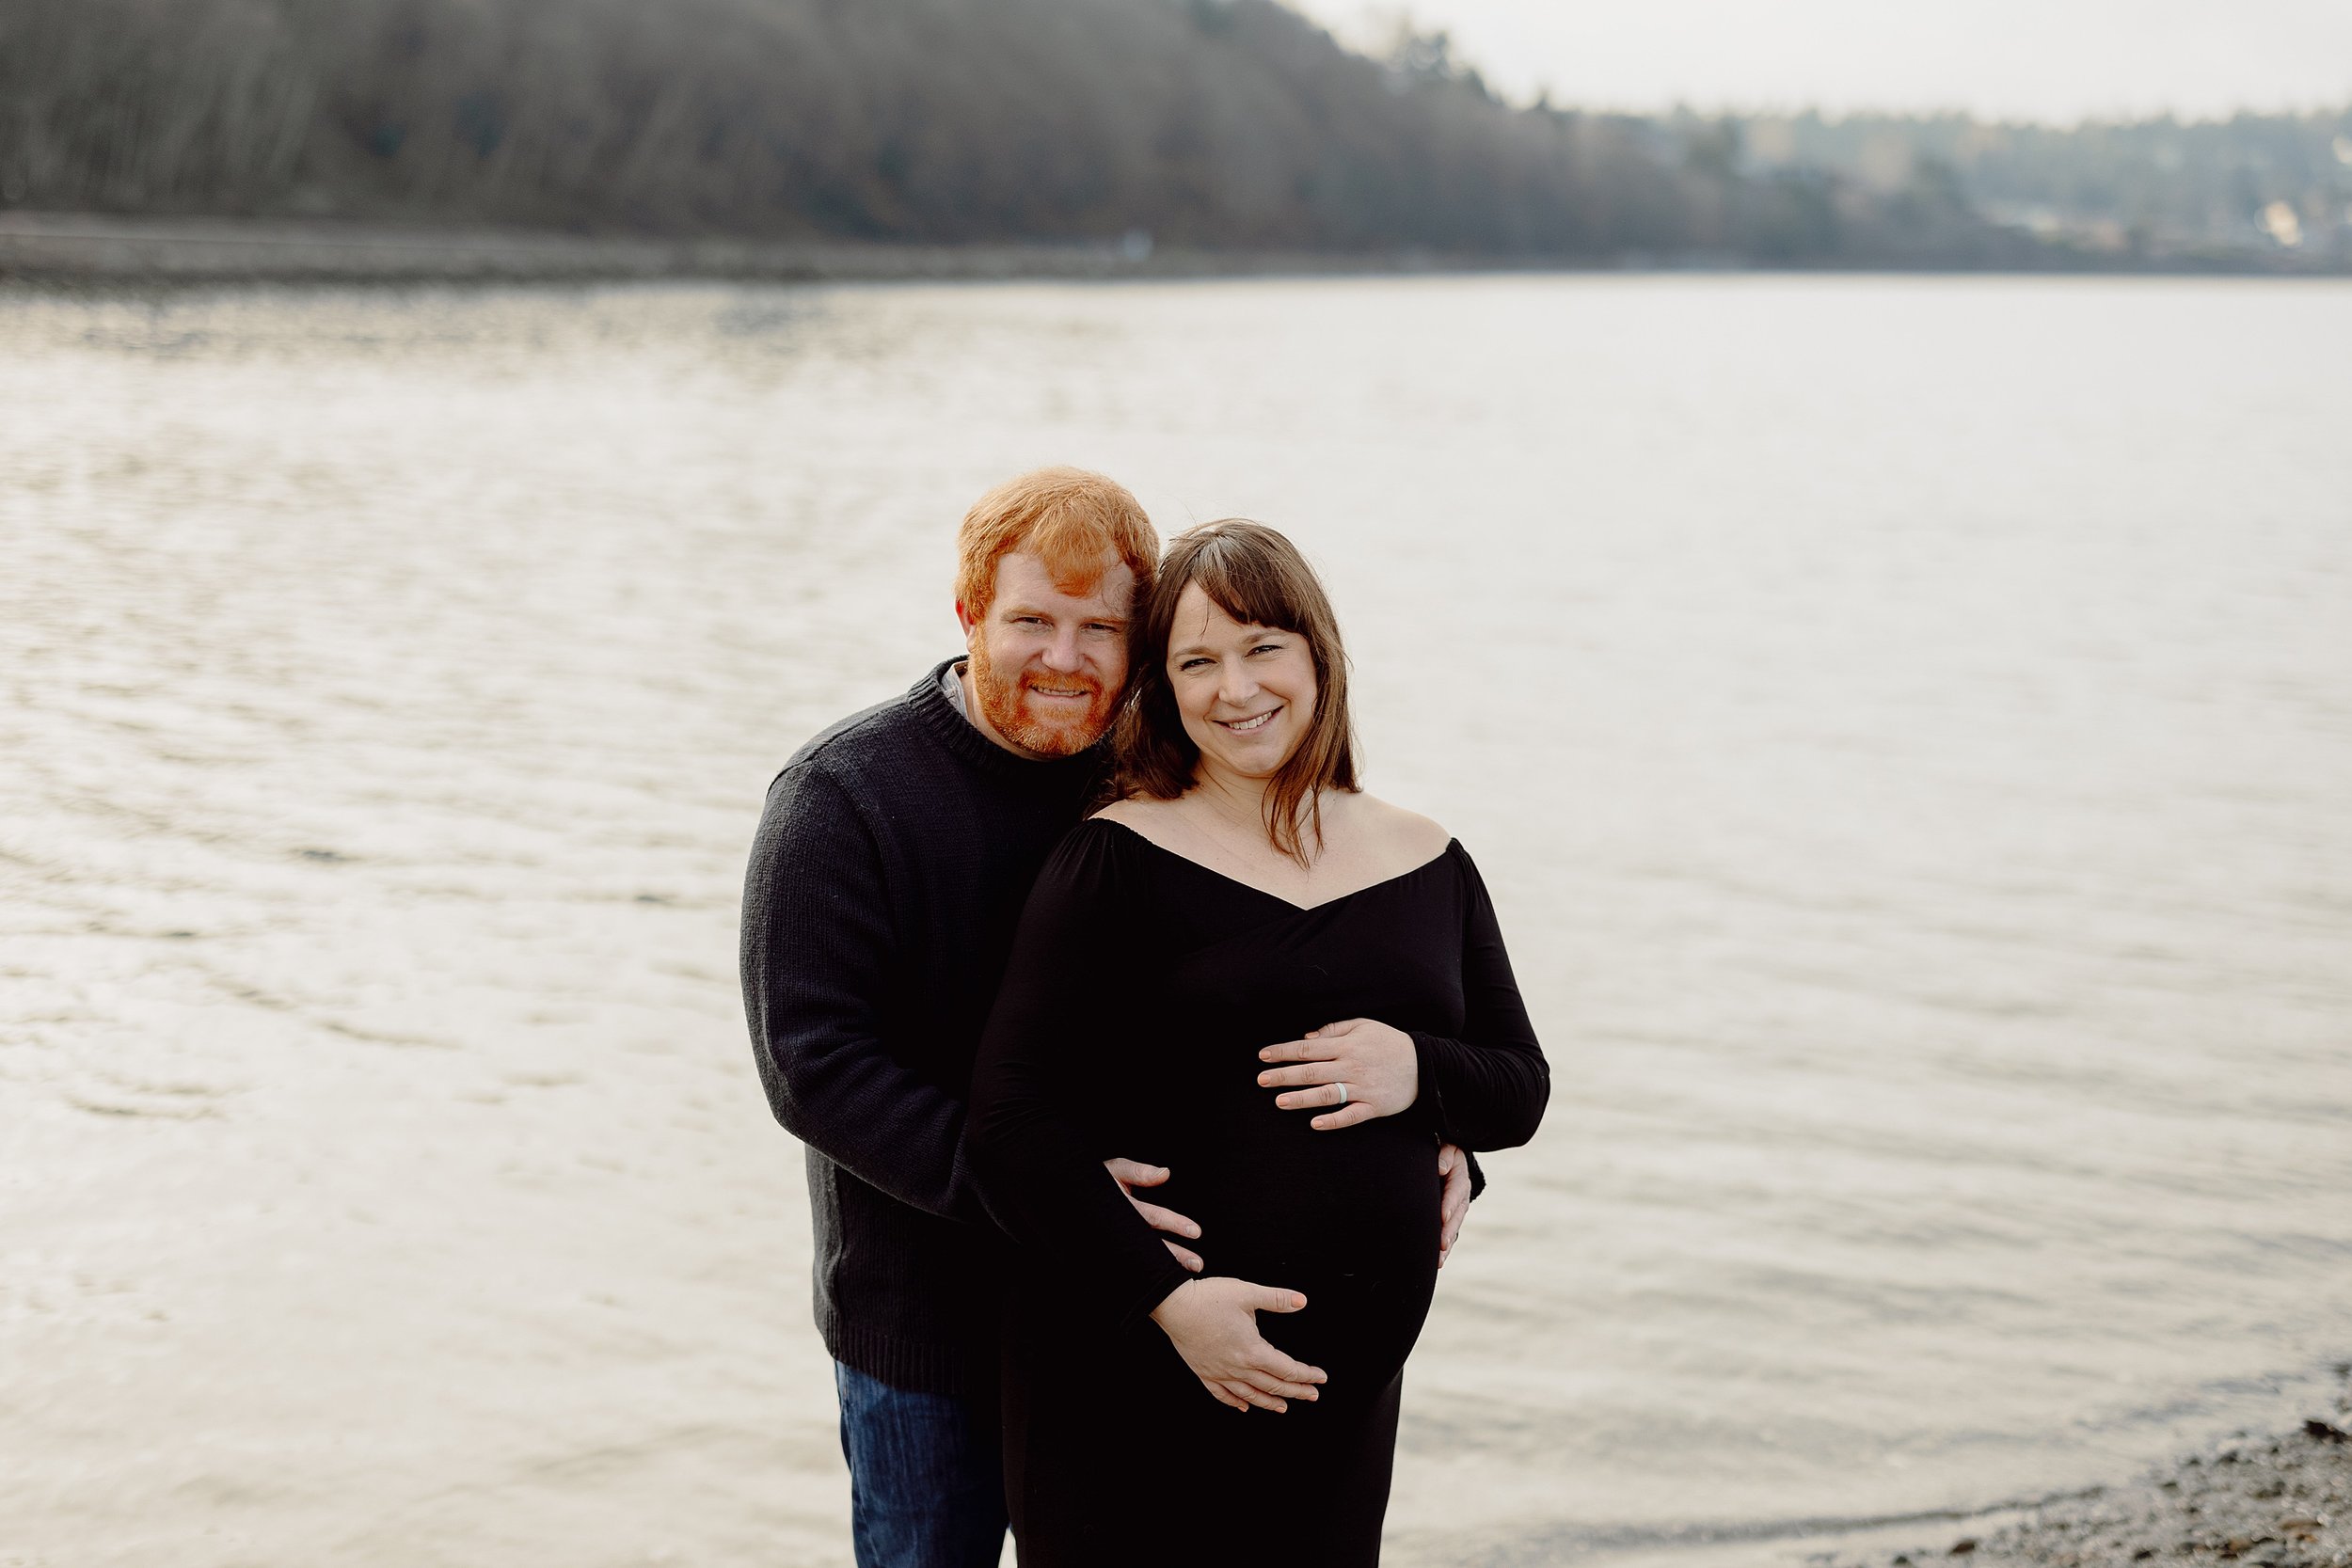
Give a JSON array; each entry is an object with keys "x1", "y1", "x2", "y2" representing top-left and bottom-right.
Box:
[{"x1": 954, "y1": 598, "x2": 978, "y2": 640}]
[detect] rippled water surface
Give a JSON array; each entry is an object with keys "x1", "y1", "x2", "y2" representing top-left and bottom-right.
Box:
[{"x1": 5, "y1": 275, "x2": 2350, "y2": 1566}]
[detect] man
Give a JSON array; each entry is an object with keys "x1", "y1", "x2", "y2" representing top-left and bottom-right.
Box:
[{"x1": 741, "y1": 467, "x2": 1474, "y2": 1567}]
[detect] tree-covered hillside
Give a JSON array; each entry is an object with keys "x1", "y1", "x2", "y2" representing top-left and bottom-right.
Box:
[
  {"x1": 5, "y1": 0, "x2": 2344, "y2": 269},
  {"x1": 0, "y1": 0, "x2": 2052, "y2": 264}
]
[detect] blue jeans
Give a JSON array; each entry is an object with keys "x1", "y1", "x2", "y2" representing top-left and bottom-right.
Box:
[{"x1": 833, "y1": 1361, "x2": 1007, "y2": 1568}]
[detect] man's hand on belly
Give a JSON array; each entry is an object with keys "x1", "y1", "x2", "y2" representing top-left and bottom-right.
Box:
[
  {"x1": 1438, "y1": 1143, "x2": 1472, "y2": 1267},
  {"x1": 1104, "y1": 1157, "x2": 1203, "y2": 1274},
  {"x1": 1258, "y1": 1018, "x2": 1420, "y2": 1130}
]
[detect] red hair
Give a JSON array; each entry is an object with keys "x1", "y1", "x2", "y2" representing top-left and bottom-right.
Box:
[{"x1": 956, "y1": 467, "x2": 1157, "y2": 619}]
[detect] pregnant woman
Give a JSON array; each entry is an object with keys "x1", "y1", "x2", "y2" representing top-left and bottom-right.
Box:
[{"x1": 968, "y1": 520, "x2": 1549, "y2": 1564}]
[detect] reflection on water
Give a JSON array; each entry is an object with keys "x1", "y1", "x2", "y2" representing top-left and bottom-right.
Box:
[{"x1": 3, "y1": 275, "x2": 2350, "y2": 1566}]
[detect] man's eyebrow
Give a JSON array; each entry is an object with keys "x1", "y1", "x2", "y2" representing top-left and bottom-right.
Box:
[{"x1": 997, "y1": 602, "x2": 1129, "y2": 625}]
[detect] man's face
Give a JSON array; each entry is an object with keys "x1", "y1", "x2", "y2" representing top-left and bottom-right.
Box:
[{"x1": 958, "y1": 549, "x2": 1136, "y2": 759}]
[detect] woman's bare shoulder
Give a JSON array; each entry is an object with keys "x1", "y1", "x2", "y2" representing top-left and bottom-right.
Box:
[{"x1": 1338, "y1": 791, "x2": 1452, "y2": 863}]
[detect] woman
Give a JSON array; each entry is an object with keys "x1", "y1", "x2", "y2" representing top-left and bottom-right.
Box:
[{"x1": 968, "y1": 520, "x2": 1548, "y2": 1565}]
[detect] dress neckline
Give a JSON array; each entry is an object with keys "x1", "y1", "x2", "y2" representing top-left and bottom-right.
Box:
[{"x1": 1092, "y1": 816, "x2": 1456, "y2": 912}]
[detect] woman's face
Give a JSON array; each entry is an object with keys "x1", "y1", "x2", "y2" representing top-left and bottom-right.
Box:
[{"x1": 1166, "y1": 582, "x2": 1318, "y2": 784}]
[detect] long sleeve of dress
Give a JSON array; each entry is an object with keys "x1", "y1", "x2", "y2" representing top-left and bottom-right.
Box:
[
  {"x1": 1409, "y1": 847, "x2": 1550, "y2": 1150},
  {"x1": 969, "y1": 830, "x2": 1195, "y2": 1332}
]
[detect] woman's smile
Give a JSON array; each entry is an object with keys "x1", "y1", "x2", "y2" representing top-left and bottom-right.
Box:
[{"x1": 1217, "y1": 706, "x2": 1282, "y2": 734}]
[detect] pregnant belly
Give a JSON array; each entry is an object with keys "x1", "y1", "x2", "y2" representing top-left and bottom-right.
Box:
[{"x1": 1151, "y1": 1097, "x2": 1442, "y2": 1392}]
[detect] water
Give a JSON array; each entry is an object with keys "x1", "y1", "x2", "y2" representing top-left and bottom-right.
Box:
[{"x1": 3, "y1": 274, "x2": 2349, "y2": 1567}]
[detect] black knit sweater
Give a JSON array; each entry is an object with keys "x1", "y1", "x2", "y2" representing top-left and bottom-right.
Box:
[{"x1": 740, "y1": 658, "x2": 1103, "y2": 1395}]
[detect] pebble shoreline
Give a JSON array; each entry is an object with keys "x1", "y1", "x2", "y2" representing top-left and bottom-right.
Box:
[{"x1": 1829, "y1": 1370, "x2": 2352, "y2": 1568}]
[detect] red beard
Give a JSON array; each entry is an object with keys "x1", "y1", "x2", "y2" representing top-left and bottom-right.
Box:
[{"x1": 968, "y1": 641, "x2": 1114, "y2": 757}]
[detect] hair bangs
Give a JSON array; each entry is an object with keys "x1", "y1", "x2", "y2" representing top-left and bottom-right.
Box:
[{"x1": 1180, "y1": 529, "x2": 1315, "y2": 639}]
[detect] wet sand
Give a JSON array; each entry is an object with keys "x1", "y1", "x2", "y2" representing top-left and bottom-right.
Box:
[{"x1": 1825, "y1": 1370, "x2": 2352, "y2": 1568}]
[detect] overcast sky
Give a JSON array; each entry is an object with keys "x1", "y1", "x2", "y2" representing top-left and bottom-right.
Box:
[{"x1": 1292, "y1": 0, "x2": 2352, "y2": 123}]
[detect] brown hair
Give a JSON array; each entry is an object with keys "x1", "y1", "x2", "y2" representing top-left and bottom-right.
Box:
[
  {"x1": 955, "y1": 467, "x2": 1157, "y2": 621},
  {"x1": 1114, "y1": 520, "x2": 1359, "y2": 863}
]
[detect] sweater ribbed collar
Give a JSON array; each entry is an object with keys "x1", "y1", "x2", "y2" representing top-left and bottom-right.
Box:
[{"x1": 906, "y1": 657, "x2": 1107, "y2": 788}]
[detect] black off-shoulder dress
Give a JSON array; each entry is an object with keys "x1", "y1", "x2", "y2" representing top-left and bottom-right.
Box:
[{"x1": 968, "y1": 817, "x2": 1549, "y2": 1566}]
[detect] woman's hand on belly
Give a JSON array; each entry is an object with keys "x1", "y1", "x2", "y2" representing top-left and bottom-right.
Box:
[
  {"x1": 1149, "y1": 1277, "x2": 1327, "y2": 1414},
  {"x1": 1257, "y1": 1018, "x2": 1419, "y2": 1131}
]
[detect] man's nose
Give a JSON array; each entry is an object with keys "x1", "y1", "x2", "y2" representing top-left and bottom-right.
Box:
[{"x1": 1041, "y1": 625, "x2": 1084, "y2": 671}]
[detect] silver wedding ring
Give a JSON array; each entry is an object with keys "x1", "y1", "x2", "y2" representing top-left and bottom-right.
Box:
[{"x1": 1333, "y1": 1082, "x2": 1349, "y2": 1107}]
